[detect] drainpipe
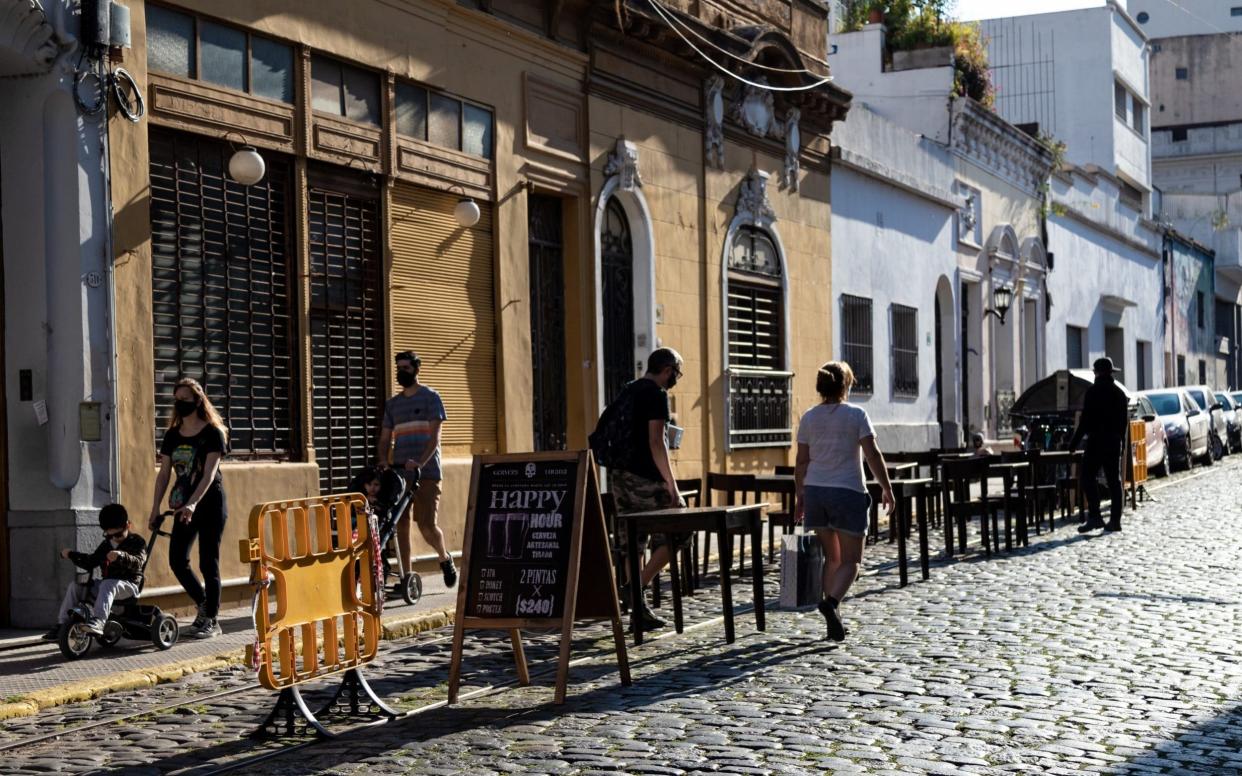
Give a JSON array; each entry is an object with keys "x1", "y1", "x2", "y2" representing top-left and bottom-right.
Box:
[{"x1": 44, "y1": 89, "x2": 84, "y2": 490}]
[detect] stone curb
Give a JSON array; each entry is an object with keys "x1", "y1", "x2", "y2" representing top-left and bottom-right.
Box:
[{"x1": 0, "y1": 606, "x2": 457, "y2": 722}]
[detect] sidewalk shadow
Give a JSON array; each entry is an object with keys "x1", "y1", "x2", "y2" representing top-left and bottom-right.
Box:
[
  {"x1": 1104, "y1": 700, "x2": 1242, "y2": 774},
  {"x1": 107, "y1": 631, "x2": 829, "y2": 774}
]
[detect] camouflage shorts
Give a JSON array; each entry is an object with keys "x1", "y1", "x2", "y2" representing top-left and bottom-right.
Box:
[{"x1": 611, "y1": 470, "x2": 688, "y2": 550}]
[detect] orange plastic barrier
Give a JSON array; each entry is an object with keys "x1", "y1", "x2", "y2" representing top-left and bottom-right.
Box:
[{"x1": 240, "y1": 493, "x2": 381, "y2": 691}]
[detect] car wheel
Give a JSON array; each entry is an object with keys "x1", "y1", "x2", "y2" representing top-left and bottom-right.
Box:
[
  {"x1": 1151, "y1": 453, "x2": 1168, "y2": 478},
  {"x1": 1210, "y1": 434, "x2": 1224, "y2": 461}
]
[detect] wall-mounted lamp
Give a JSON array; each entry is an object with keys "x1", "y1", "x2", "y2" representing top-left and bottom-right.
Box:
[
  {"x1": 983, "y1": 282, "x2": 1014, "y2": 325},
  {"x1": 223, "y1": 132, "x2": 266, "y2": 186},
  {"x1": 447, "y1": 184, "x2": 481, "y2": 228}
]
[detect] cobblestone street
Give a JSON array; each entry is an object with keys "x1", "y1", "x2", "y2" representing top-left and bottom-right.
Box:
[{"x1": 2, "y1": 460, "x2": 1241, "y2": 775}]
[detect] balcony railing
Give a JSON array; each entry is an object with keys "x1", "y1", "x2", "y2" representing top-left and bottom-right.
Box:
[{"x1": 727, "y1": 369, "x2": 794, "y2": 449}]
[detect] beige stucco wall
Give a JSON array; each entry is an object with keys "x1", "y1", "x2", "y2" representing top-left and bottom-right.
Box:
[{"x1": 107, "y1": 0, "x2": 837, "y2": 601}]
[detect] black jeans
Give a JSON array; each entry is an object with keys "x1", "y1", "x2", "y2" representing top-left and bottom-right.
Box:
[
  {"x1": 1082, "y1": 444, "x2": 1123, "y2": 525},
  {"x1": 169, "y1": 489, "x2": 228, "y2": 618}
]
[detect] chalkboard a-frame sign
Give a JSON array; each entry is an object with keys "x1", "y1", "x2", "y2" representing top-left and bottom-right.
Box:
[{"x1": 447, "y1": 450, "x2": 631, "y2": 705}]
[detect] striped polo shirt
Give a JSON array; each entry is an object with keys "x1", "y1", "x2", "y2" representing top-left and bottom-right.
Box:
[{"x1": 382, "y1": 386, "x2": 447, "y2": 480}]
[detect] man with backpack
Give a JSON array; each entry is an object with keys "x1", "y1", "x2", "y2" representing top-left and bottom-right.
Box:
[{"x1": 590, "y1": 347, "x2": 686, "y2": 632}]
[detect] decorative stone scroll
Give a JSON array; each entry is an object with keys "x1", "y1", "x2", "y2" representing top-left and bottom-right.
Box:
[
  {"x1": 737, "y1": 167, "x2": 776, "y2": 224},
  {"x1": 704, "y1": 76, "x2": 726, "y2": 169},
  {"x1": 603, "y1": 138, "x2": 642, "y2": 192}
]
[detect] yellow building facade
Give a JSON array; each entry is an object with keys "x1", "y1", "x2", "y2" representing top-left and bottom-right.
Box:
[{"x1": 102, "y1": 0, "x2": 849, "y2": 609}]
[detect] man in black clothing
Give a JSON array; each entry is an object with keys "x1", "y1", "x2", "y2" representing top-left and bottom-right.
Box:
[
  {"x1": 596, "y1": 347, "x2": 685, "y2": 631},
  {"x1": 1069, "y1": 357, "x2": 1131, "y2": 533}
]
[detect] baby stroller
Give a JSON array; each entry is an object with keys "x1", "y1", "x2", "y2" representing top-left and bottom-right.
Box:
[
  {"x1": 349, "y1": 467, "x2": 423, "y2": 605},
  {"x1": 58, "y1": 511, "x2": 179, "y2": 660}
]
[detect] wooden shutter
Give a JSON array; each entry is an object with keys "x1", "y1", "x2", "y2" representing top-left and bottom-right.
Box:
[
  {"x1": 389, "y1": 184, "x2": 496, "y2": 452},
  {"x1": 307, "y1": 184, "x2": 382, "y2": 493},
  {"x1": 727, "y1": 281, "x2": 783, "y2": 371},
  {"x1": 149, "y1": 129, "x2": 295, "y2": 457}
]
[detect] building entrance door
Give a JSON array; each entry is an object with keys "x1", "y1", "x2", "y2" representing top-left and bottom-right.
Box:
[
  {"x1": 0, "y1": 152, "x2": 8, "y2": 626},
  {"x1": 307, "y1": 176, "x2": 383, "y2": 494},
  {"x1": 600, "y1": 198, "x2": 635, "y2": 406},
  {"x1": 528, "y1": 194, "x2": 567, "y2": 451},
  {"x1": 960, "y1": 281, "x2": 972, "y2": 438}
]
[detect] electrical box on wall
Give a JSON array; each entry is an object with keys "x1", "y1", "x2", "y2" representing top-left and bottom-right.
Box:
[{"x1": 80, "y1": 0, "x2": 131, "y2": 51}]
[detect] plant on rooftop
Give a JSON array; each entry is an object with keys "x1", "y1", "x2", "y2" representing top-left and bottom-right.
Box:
[{"x1": 843, "y1": 0, "x2": 995, "y2": 109}]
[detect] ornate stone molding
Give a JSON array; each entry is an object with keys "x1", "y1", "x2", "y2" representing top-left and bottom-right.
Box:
[
  {"x1": 950, "y1": 99, "x2": 1052, "y2": 195},
  {"x1": 732, "y1": 78, "x2": 776, "y2": 138},
  {"x1": 737, "y1": 167, "x2": 776, "y2": 224},
  {"x1": 0, "y1": 0, "x2": 59, "y2": 76},
  {"x1": 781, "y1": 108, "x2": 801, "y2": 192},
  {"x1": 704, "y1": 75, "x2": 725, "y2": 169},
  {"x1": 603, "y1": 137, "x2": 642, "y2": 192}
]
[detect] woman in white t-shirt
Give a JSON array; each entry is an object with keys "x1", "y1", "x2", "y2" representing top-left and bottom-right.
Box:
[{"x1": 794, "y1": 361, "x2": 894, "y2": 642}]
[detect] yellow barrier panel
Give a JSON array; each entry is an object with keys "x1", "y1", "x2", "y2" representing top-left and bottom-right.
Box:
[
  {"x1": 1125, "y1": 420, "x2": 1148, "y2": 509},
  {"x1": 240, "y1": 493, "x2": 395, "y2": 739}
]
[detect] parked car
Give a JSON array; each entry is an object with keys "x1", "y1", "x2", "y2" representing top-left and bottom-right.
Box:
[
  {"x1": 1139, "y1": 389, "x2": 1211, "y2": 470},
  {"x1": 1215, "y1": 392, "x2": 1242, "y2": 453},
  {"x1": 1184, "y1": 385, "x2": 1228, "y2": 459},
  {"x1": 1130, "y1": 394, "x2": 1169, "y2": 477}
]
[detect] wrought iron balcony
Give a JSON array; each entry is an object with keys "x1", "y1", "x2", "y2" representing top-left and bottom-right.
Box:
[{"x1": 727, "y1": 369, "x2": 794, "y2": 449}]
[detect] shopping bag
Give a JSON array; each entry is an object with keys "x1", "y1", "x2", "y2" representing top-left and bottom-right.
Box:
[{"x1": 778, "y1": 532, "x2": 824, "y2": 610}]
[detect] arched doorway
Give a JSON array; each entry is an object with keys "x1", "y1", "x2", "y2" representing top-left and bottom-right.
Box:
[
  {"x1": 601, "y1": 198, "x2": 635, "y2": 405},
  {"x1": 934, "y1": 276, "x2": 958, "y2": 447}
]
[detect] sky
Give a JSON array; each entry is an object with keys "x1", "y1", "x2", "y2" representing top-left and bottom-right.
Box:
[{"x1": 952, "y1": 0, "x2": 1116, "y2": 21}]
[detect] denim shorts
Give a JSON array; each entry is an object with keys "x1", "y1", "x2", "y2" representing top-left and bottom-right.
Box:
[{"x1": 803, "y1": 485, "x2": 871, "y2": 537}]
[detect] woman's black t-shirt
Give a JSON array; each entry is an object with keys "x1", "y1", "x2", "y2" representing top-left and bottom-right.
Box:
[{"x1": 160, "y1": 425, "x2": 227, "y2": 509}]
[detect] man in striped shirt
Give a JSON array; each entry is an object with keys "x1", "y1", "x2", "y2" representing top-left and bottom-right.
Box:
[{"x1": 377, "y1": 351, "x2": 457, "y2": 589}]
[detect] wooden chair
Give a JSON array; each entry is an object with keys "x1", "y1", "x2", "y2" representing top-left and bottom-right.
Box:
[
  {"x1": 1056, "y1": 451, "x2": 1085, "y2": 526},
  {"x1": 1018, "y1": 450, "x2": 1058, "y2": 536},
  {"x1": 675, "y1": 477, "x2": 703, "y2": 593},
  {"x1": 939, "y1": 456, "x2": 995, "y2": 558},
  {"x1": 756, "y1": 470, "x2": 796, "y2": 563},
  {"x1": 703, "y1": 472, "x2": 756, "y2": 576}
]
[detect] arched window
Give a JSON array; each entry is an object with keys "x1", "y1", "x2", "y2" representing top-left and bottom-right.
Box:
[
  {"x1": 601, "y1": 198, "x2": 635, "y2": 405},
  {"x1": 725, "y1": 224, "x2": 790, "y2": 448},
  {"x1": 727, "y1": 225, "x2": 784, "y2": 372}
]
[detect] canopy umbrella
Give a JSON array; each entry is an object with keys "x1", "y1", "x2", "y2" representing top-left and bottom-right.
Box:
[{"x1": 1010, "y1": 369, "x2": 1134, "y2": 418}]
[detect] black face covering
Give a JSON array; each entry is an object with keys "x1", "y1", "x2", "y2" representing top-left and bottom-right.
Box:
[
  {"x1": 396, "y1": 371, "x2": 416, "y2": 388},
  {"x1": 666, "y1": 371, "x2": 679, "y2": 390},
  {"x1": 175, "y1": 399, "x2": 199, "y2": 419}
]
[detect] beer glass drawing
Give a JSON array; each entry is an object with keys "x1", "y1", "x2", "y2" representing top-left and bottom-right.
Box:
[
  {"x1": 503, "y1": 513, "x2": 530, "y2": 560},
  {"x1": 486, "y1": 513, "x2": 507, "y2": 559}
]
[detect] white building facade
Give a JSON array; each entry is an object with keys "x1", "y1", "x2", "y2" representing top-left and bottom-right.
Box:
[
  {"x1": 829, "y1": 24, "x2": 1051, "y2": 444},
  {"x1": 0, "y1": 0, "x2": 119, "y2": 625},
  {"x1": 830, "y1": 104, "x2": 960, "y2": 451},
  {"x1": 981, "y1": 3, "x2": 1167, "y2": 393}
]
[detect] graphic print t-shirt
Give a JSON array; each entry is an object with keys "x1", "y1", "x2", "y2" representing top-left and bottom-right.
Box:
[
  {"x1": 159, "y1": 425, "x2": 226, "y2": 509},
  {"x1": 382, "y1": 387, "x2": 448, "y2": 480}
]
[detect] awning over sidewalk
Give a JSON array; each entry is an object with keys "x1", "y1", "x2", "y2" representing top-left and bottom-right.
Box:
[
  {"x1": 1011, "y1": 368, "x2": 1134, "y2": 416},
  {"x1": 0, "y1": 0, "x2": 58, "y2": 77}
]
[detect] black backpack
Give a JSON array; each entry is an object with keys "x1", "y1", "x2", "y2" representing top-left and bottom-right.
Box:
[{"x1": 589, "y1": 382, "x2": 638, "y2": 469}]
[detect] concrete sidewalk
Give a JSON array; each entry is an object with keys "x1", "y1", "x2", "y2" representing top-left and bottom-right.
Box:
[{"x1": 0, "y1": 575, "x2": 458, "y2": 720}]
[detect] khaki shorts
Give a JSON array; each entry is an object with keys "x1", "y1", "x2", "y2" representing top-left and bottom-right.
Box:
[
  {"x1": 408, "y1": 477, "x2": 442, "y2": 526},
  {"x1": 611, "y1": 469, "x2": 687, "y2": 550}
]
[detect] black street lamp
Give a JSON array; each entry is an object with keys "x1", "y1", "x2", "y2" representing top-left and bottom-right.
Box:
[{"x1": 984, "y1": 282, "x2": 1014, "y2": 325}]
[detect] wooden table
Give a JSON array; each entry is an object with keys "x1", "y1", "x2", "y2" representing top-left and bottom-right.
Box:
[
  {"x1": 619, "y1": 503, "x2": 767, "y2": 645},
  {"x1": 892, "y1": 477, "x2": 934, "y2": 586},
  {"x1": 887, "y1": 462, "x2": 918, "y2": 479}
]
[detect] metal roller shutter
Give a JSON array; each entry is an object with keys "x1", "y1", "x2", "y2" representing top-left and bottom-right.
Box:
[
  {"x1": 148, "y1": 129, "x2": 296, "y2": 457},
  {"x1": 308, "y1": 184, "x2": 383, "y2": 494},
  {"x1": 390, "y1": 184, "x2": 497, "y2": 452}
]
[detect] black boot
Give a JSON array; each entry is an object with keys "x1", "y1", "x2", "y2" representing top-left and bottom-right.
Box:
[
  {"x1": 1077, "y1": 519, "x2": 1105, "y2": 534},
  {"x1": 629, "y1": 600, "x2": 666, "y2": 632},
  {"x1": 817, "y1": 597, "x2": 846, "y2": 642}
]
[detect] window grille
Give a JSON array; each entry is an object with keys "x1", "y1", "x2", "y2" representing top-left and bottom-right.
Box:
[
  {"x1": 840, "y1": 294, "x2": 874, "y2": 394},
  {"x1": 149, "y1": 129, "x2": 296, "y2": 458},
  {"x1": 891, "y1": 304, "x2": 919, "y2": 398}
]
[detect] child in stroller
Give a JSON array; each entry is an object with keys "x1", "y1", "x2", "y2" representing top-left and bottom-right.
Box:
[{"x1": 350, "y1": 466, "x2": 422, "y2": 605}]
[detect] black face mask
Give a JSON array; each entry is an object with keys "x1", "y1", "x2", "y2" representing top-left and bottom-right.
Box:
[
  {"x1": 667, "y1": 371, "x2": 680, "y2": 390},
  {"x1": 396, "y1": 371, "x2": 416, "y2": 388},
  {"x1": 175, "y1": 399, "x2": 199, "y2": 419}
]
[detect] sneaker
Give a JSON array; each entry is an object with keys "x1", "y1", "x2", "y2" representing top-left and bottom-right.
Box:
[
  {"x1": 440, "y1": 558, "x2": 459, "y2": 588},
  {"x1": 188, "y1": 603, "x2": 208, "y2": 633},
  {"x1": 817, "y1": 599, "x2": 846, "y2": 642},
  {"x1": 1104, "y1": 522, "x2": 1122, "y2": 532},
  {"x1": 41, "y1": 626, "x2": 61, "y2": 641},
  {"x1": 84, "y1": 618, "x2": 106, "y2": 637},
  {"x1": 191, "y1": 618, "x2": 222, "y2": 639},
  {"x1": 1077, "y1": 520, "x2": 1106, "y2": 534}
]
